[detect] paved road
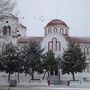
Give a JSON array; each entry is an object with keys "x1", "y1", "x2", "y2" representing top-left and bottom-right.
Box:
[{"x1": 0, "y1": 85, "x2": 90, "y2": 90}]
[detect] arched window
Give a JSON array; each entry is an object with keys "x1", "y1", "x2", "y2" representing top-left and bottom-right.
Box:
[
  {"x1": 52, "y1": 38, "x2": 57, "y2": 51},
  {"x1": 3, "y1": 26, "x2": 11, "y2": 35},
  {"x1": 3, "y1": 26, "x2": 7, "y2": 35},
  {"x1": 53, "y1": 28, "x2": 57, "y2": 32},
  {"x1": 60, "y1": 28, "x2": 64, "y2": 34},
  {"x1": 56, "y1": 41, "x2": 61, "y2": 51},
  {"x1": 48, "y1": 37, "x2": 61, "y2": 52},
  {"x1": 48, "y1": 41, "x2": 53, "y2": 51},
  {"x1": 65, "y1": 29, "x2": 68, "y2": 35},
  {"x1": 8, "y1": 26, "x2": 11, "y2": 35},
  {"x1": 48, "y1": 28, "x2": 52, "y2": 34},
  {"x1": 84, "y1": 47, "x2": 88, "y2": 54}
]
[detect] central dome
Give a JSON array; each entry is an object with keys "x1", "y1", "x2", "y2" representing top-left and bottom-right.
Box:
[{"x1": 46, "y1": 19, "x2": 68, "y2": 27}]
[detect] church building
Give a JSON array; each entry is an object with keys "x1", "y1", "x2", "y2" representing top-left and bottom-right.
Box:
[{"x1": 0, "y1": 14, "x2": 90, "y2": 73}]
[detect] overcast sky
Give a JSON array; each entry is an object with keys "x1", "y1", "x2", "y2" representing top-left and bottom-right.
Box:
[{"x1": 16, "y1": 0, "x2": 90, "y2": 37}]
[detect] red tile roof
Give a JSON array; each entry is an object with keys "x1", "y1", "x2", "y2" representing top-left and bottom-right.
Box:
[
  {"x1": 18, "y1": 36, "x2": 90, "y2": 45},
  {"x1": 28, "y1": 37, "x2": 43, "y2": 42},
  {"x1": 69, "y1": 37, "x2": 90, "y2": 44},
  {"x1": 46, "y1": 19, "x2": 68, "y2": 27},
  {"x1": 17, "y1": 36, "x2": 43, "y2": 43},
  {"x1": 17, "y1": 37, "x2": 28, "y2": 43}
]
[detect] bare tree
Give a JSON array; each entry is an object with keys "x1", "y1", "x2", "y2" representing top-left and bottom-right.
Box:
[{"x1": 0, "y1": 0, "x2": 16, "y2": 15}]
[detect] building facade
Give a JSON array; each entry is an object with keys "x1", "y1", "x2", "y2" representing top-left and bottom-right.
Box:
[
  {"x1": 0, "y1": 14, "x2": 27, "y2": 51},
  {"x1": 0, "y1": 14, "x2": 90, "y2": 73},
  {"x1": 18, "y1": 19, "x2": 90, "y2": 73}
]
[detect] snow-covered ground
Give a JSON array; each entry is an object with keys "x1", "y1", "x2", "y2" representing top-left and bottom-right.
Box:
[
  {"x1": 1, "y1": 85, "x2": 90, "y2": 90},
  {"x1": 0, "y1": 72, "x2": 90, "y2": 90}
]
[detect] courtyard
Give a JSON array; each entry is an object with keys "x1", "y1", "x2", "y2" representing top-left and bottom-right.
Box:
[{"x1": 0, "y1": 72, "x2": 90, "y2": 90}]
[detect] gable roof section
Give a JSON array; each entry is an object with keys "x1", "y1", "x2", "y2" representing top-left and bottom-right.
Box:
[
  {"x1": 18, "y1": 36, "x2": 43, "y2": 44},
  {"x1": 28, "y1": 37, "x2": 43, "y2": 43},
  {"x1": 18, "y1": 36, "x2": 90, "y2": 45},
  {"x1": 69, "y1": 37, "x2": 90, "y2": 44}
]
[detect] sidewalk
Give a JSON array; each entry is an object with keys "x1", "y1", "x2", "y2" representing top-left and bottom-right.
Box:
[{"x1": 17, "y1": 80, "x2": 48, "y2": 86}]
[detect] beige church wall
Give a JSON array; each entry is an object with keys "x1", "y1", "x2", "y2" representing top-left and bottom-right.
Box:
[{"x1": 41, "y1": 33, "x2": 68, "y2": 57}]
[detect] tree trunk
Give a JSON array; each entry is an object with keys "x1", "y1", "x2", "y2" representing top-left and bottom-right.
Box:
[
  {"x1": 58, "y1": 70, "x2": 60, "y2": 81},
  {"x1": 31, "y1": 71, "x2": 34, "y2": 80},
  {"x1": 17, "y1": 72, "x2": 20, "y2": 82},
  {"x1": 8, "y1": 73, "x2": 10, "y2": 82},
  {"x1": 47, "y1": 71, "x2": 50, "y2": 79},
  {"x1": 72, "y1": 72, "x2": 75, "y2": 81},
  {"x1": 42, "y1": 71, "x2": 47, "y2": 80}
]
